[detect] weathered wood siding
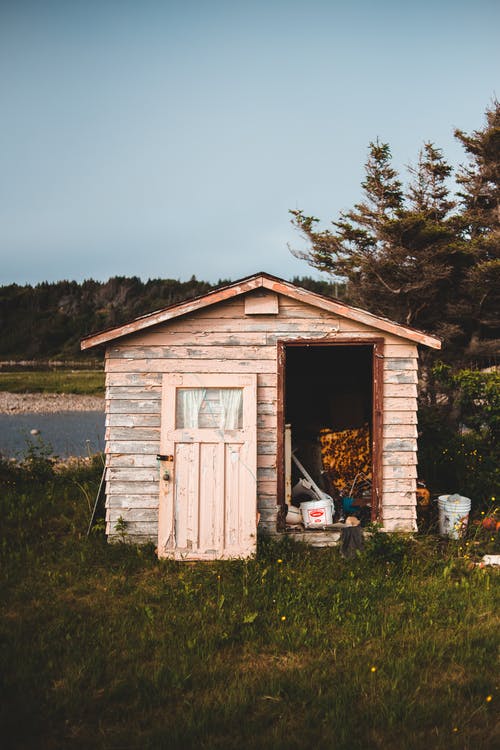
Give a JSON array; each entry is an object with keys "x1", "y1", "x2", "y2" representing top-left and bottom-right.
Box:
[{"x1": 104, "y1": 293, "x2": 420, "y2": 541}]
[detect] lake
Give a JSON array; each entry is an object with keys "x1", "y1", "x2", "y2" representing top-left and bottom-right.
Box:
[{"x1": 0, "y1": 411, "x2": 105, "y2": 458}]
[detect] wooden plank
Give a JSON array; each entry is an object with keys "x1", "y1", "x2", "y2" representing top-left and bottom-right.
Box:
[
  {"x1": 257, "y1": 466, "x2": 276, "y2": 480},
  {"x1": 274, "y1": 302, "x2": 338, "y2": 319},
  {"x1": 257, "y1": 414, "x2": 276, "y2": 429},
  {"x1": 257, "y1": 454, "x2": 276, "y2": 468},
  {"x1": 265, "y1": 329, "x2": 340, "y2": 345},
  {"x1": 383, "y1": 438, "x2": 417, "y2": 452},
  {"x1": 174, "y1": 442, "x2": 199, "y2": 551},
  {"x1": 224, "y1": 444, "x2": 239, "y2": 548},
  {"x1": 106, "y1": 467, "x2": 159, "y2": 482},
  {"x1": 106, "y1": 427, "x2": 160, "y2": 441},
  {"x1": 383, "y1": 370, "x2": 418, "y2": 385},
  {"x1": 383, "y1": 411, "x2": 418, "y2": 425},
  {"x1": 383, "y1": 518, "x2": 417, "y2": 532},
  {"x1": 107, "y1": 441, "x2": 159, "y2": 454},
  {"x1": 198, "y1": 443, "x2": 222, "y2": 552},
  {"x1": 257, "y1": 496, "x2": 279, "y2": 510},
  {"x1": 382, "y1": 506, "x2": 417, "y2": 520},
  {"x1": 256, "y1": 429, "x2": 276, "y2": 443},
  {"x1": 107, "y1": 520, "x2": 158, "y2": 535},
  {"x1": 106, "y1": 453, "x2": 159, "y2": 468},
  {"x1": 383, "y1": 452, "x2": 418, "y2": 466},
  {"x1": 384, "y1": 358, "x2": 417, "y2": 370},
  {"x1": 245, "y1": 292, "x2": 279, "y2": 314},
  {"x1": 257, "y1": 401, "x2": 276, "y2": 415},
  {"x1": 383, "y1": 424, "x2": 418, "y2": 438},
  {"x1": 284, "y1": 423, "x2": 291, "y2": 507},
  {"x1": 106, "y1": 480, "x2": 158, "y2": 494},
  {"x1": 106, "y1": 372, "x2": 163, "y2": 387},
  {"x1": 106, "y1": 386, "x2": 161, "y2": 399},
  {"x1": 108, "y1": 508, "x2": 158, "y2": 523},
  {"x1": 257, "y1": 386, "x2": 276, "y2": 401},
  {"x1": 123, "y1": 330, "x2": 268, "y2": 346},
  {"x1": 383, "y1": 491, "x2": 416, "y2": 505},
  {"x1": 145, "y1": 318, "x2": 337, "y2": 335},
  {"x1": 384, "y1": 397, "x2": 417, "y2": 412},
  {"x1": 257, "y1": 442, "x2": 276, "y2": 455},
  {"x1": 107, "y1": 399, "x2": 161, "y2": 414},
  {"x1": 107, "y1": 495, "x2": 159, "y2": 509},
  {"x1": 108, "y1": 345, "x2": 276, "y2": 361},
  {"x1": 106, "y1": 413, "x2": 161, "y2": 428},
  {"x1": 107, "y1": 358, "x2": 277, "y2": 374},
  {"x1": 383, "y1": 464, "x2": 417, "y2": 479},
  {"x1": 384, "y1": 383, "x2": 418, "y2": 398},
  {"x1": 383, "y1": 478, "x2": 417, "y2": 492},
  {"x1": 384, "y1": 344, "x2": 418, "y2": 358},
  {"x1": 258, "y1": 479, "x2": 277, "y2": 494}
]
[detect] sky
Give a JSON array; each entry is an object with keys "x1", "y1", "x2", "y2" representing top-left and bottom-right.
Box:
[{"x1": 0, "y1": 0, "x2": 499, "y2": 286}]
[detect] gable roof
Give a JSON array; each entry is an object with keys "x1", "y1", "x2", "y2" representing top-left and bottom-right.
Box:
[{"x1": 81, "y1": 272, "x2": 441, "y2": 350}]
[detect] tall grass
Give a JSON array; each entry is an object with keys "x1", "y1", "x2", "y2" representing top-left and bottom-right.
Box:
[
  {"x1": 0, "y1": 453, "x2": 498, "y2": 749},
  {"x1": 0, "y1": 370, "x2": 104, "y2": 395}
]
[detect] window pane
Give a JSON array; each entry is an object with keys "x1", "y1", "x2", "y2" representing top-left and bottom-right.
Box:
[{"x1": 176, "y1": 388, "x2": 243, "y2": 429}]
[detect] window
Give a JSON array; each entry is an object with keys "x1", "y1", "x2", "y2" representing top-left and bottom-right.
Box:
[{"x1": 176, "y1": 388, "x2": 243, "y2": 429}]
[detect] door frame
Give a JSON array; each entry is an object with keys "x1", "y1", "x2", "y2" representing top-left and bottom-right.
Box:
[
  {"x1": 276, "y1": 338, "x2": 384, "y2": 530},
  {"x1": 157, "y1": 372, "x2": 258, "y2": 559}
]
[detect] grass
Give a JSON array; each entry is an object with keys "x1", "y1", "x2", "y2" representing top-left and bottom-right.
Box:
[
  {"x1": 0, "y1": 370, "x2": 104, "y2": 395},
  {"x1": 0, "y1": 453, "x2": 499, "y2": 750}
]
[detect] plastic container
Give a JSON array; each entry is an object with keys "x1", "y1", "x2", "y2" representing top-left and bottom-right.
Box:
[
  {"x1": 285, "y1": 506, "x2": 302, "y2": 525},
  {"x1": 300, "y1": 498, "x2": 334, "y2": 527},
  {"x1": 437, "y1": 494, "x2": 471, "y2": 539}
]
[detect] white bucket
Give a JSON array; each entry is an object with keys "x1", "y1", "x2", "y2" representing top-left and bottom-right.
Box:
[
  {"x1": 300, "y1": 498, "x2": 333, "y2": 528},
  {"x1": 437, "y1": 494, "x2": 472, "y2": 539}
]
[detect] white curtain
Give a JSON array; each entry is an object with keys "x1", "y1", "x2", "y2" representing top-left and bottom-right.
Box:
[
  {"x1": 220, "y1": 389, "x2": 242, "y2": 429},
  {"x1": 178, "y1": 388, "x2": 206, "y2": 428}
]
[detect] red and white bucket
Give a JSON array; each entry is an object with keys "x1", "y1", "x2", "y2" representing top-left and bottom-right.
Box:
[{"x1": 300, "y1": 498, "x2": 334, "y2": 527}]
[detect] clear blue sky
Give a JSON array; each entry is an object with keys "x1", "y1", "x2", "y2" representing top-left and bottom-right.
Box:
[{"x1": 1, "y1": 0, "x2": 498, "y2": 285}]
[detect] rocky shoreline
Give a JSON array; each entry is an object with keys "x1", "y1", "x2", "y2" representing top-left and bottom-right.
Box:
[{"x1": 0, "y1": 392, "x2": 105, "y2": 414}]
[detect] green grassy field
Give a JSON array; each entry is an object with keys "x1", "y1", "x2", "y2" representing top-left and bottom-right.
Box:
[
  {"x1": 0, "y1": 369, "x2": 104, "y2": 395},
  {"x1": 1, "y1": 455, "x2": 498, "y2": 750}
]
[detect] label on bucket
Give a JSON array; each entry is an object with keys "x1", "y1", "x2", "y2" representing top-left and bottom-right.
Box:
[{"x1": 300, "y1": 498, "x2": 333, "y2": 527}]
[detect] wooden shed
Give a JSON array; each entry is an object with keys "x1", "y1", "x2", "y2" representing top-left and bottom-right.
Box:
[{"x1": 81, "y1": 272, "x2": 441, "y2": 559}]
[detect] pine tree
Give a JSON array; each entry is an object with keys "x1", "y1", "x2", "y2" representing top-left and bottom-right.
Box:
[
  {"x1": 454, "y1": 100, "x2": 500, "y2": 362},
  {"x1": 291, "y1": 141, "x2": 461, "y2": 333},
  {"x1": 291, "y1": 105, "x2": 500, "y2": 365}
]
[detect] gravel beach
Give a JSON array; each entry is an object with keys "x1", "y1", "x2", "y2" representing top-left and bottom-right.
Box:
[{"x1": 0, "y1": 392, "x2": 105, "y2": 414}]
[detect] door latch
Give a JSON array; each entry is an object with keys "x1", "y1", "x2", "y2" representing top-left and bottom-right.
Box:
[{"x1": 163, "y1": 470, "x2": 170, "y2": 481}]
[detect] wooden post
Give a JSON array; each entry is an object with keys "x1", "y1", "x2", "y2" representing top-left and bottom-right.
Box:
[{"x1": 284, "y1": 423, "x2": 292, "y2": 507}]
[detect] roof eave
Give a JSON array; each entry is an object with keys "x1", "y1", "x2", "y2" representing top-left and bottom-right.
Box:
[{"x1": 81, "y1": 272, "x2": 442, "y2": 351}]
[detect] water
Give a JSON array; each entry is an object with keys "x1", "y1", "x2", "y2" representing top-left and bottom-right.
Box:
[{"x1": 0, "y1": 411, "x2": 104, "y2": 458}]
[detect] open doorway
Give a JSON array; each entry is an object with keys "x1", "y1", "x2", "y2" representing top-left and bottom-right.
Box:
[{"x1": 278, "y1": 340, "x2": 383, "y2": 527}]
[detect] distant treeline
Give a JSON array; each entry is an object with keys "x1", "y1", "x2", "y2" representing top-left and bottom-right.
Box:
[{"x1": 0, "y1": 275, "x2": 343, "y2": 361}]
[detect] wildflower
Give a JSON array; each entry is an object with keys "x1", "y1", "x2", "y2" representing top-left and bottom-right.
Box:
[
  {"x1": 370, "y1": 666, "x2": 377, "y2": 673},
  {"x1": 486, "y1": 695, "x2": 492, "y2": 703},
  {"x1": 277, "y1": 559, "x2": 283, "y2": 564},
  {"x1": 281, "y1": 615, "x2": 286, "y2": 621},
  {"x1": 452, "y1": 727, "x2": 459, "y2": 733}
]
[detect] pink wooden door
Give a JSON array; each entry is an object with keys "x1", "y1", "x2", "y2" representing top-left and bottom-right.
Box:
[{"x1": 158, "y1": 374, "x2": 257, "y2": 560}]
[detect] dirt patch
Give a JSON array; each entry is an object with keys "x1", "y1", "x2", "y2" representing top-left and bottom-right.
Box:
[{"x1": 0, "y1": 392, "x2": 105, "y2": 414}]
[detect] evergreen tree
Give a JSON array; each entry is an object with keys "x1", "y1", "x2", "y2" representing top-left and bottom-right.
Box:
[
  {"x1": 454, "y1": 100, "x2": 500, "y2": 362},
  {"x1": 290, "y1": 104, "x2": 500, "y2": 365}
]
